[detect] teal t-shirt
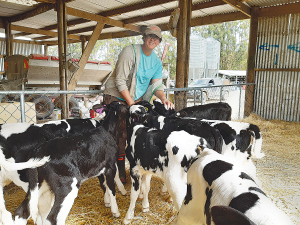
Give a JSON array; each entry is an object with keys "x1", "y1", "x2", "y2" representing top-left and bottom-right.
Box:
[{"x1": 135, "y1": 46, "x2": 162, "y2": 100}]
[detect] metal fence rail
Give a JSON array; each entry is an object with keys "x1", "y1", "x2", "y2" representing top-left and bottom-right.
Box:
[{"x1": 0, "y1": 83, "x2": 255, "y2": 124}]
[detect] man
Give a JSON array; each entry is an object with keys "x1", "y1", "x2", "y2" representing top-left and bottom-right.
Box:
[{"x1": 103, "y1": 25, "x2": 174, "y2": 183}]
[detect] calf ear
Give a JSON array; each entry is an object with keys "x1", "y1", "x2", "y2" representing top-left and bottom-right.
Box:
[
  {"x1": 93, "y1": 104, "x2": 107, "y2": 114},
  {"x1": 178, "y1": 110, "x2": 188, "y2": 117},
  {"x1": 211, "y1": 206, "x2": 257, "y2": 225}
]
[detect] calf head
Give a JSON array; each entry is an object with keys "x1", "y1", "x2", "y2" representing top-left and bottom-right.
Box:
[
  {"x1": 153, "y1": 99, "x2": 179, "y2": 117},
  {"x1": 128, "y1": 105, "x2": 150, "y2": 125}
]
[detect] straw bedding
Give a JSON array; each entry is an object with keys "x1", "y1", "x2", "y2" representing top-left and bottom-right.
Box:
[{"x1": 3, "y1": 114, "x2": 300, "y2": 224}]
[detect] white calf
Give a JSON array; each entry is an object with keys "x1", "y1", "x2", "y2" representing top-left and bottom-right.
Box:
[{"x1": 173, "y1": 148, "x2": 294, "y2": 225}]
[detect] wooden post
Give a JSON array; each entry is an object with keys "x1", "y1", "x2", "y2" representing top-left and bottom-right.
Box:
[
  {"x1": 44, "y1": 44, "x2": 48, "y2": 56},
  {"x1": 175, "y1": 0, "x2": 191, "y2": 110},
  {"x1": 57, "y1": 0, "x2": 68, "y2": 119},
  {"x1": 244, "y1": 7, "x2": 259, "y2": 117},
  {"x1": 5, "y1": 20, "x2": 12, "y2": 56},
  {"x1": 81, "y1": 36, "x2": 86, "y2": 55},
  {"x1": 68, "y1": 22, "x2": 105, "y2": 91}
]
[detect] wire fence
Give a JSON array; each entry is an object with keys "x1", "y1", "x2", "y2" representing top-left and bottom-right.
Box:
[{"x1": 0, "y1": 83, "x2": 255, "y2": 124}]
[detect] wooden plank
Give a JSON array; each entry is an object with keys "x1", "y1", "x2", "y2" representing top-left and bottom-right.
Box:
[
  {"x1": 255, "y1": 68, "x2": 300, "y2": 72},
  {"x1": 66, "y1": 7, "x2": 140, "y2": 33},
  {"x1": 259, "y1": 2, "x2": 300, "y2": 18},
  {"x1": 8, "y1": 3, "x2": 55, "y2": 23},
  {"x1": 0, "y1": 37, "x2": 44, "y2": 45},
  {"x1": 5, "y1": 20, "x2": 12, "y2": 56},
  {"x1": 193, "y1": 0, "x2": 226, "y2": 11},
  {"x1": 244, "y1": 7, "x2": 259, "y2": 117},
  {"x1": 175, "y1": 0, "x2": 191, "y2": 110},
  {"x1": 222, "y1": 0, "x2": 251, "y2": 17},
  {"x1": 14, "y1": 0, "x2": 173, "y2": 38},
  {"x1": 11, "y1": 24, "x2": 81, "y2": 40},
  {"x1": 0, "y1": 18, "x2": 4, "y2": 29},
  {"x1": 191, "y1": 11, "x2": 248, "y2": 27},
  {"x1": 68, "y1": 22, "x2": 105, "y2": 91}
]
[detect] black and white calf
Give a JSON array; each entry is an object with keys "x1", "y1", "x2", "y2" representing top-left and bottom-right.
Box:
[
  {"x1": 132, "y1": 104, "x2": 263, "y2": 183},
  {"x1": 13, "y1": 102, "x2": 128, "y2": 225},
  {"x1": 173, "y1": 148, "x2": 294, "y2": 225},
  {"x1": 123, "y1": 113, "x2": 209, "y2": 224},
  {"x1": 152, "y1": 99, "x2": 232, "y2": 120},
  {"x1": 0, "y1": 108, "x2": 126, "y2": 225}
]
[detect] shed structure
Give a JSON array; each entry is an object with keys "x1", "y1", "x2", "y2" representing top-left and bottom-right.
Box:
[{"x1": 0, "y1": 0, "x2": 299, "y2": 121}]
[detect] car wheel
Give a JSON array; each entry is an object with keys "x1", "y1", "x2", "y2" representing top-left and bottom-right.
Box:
[
  {"x1": 198, "y1": 92, "x2": 207, "y2": 104},
  {"x1": 222, "y1": 91, "x2": 229, "y2": 100}
]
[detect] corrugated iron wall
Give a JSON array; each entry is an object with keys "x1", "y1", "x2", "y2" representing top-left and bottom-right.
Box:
[
  {"x1": 0, "y1": 41, "x2": 43, "y2": 73},
  {"x1": 255, "y1": 13, "x2": 300, "y2": 122}
]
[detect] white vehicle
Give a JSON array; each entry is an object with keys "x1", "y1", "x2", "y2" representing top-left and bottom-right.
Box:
[{"x1": 187, "y1": 78, "x2": 231, "y2": 103}]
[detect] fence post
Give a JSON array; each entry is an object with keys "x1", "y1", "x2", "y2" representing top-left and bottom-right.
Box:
[
  {"x1": 20, "y1": 91, "x2": 26, "y2": 123},
  {"x1": 238, "y1": 85, "x2": 242, "y2": 119},
  {"x1": 220, "y1": 86, "x2": 223, "y2": 101}
]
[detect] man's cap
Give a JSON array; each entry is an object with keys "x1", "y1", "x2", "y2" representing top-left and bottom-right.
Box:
[{"x1": 143, "y1": 25, "x2": 162, "y2": 39}]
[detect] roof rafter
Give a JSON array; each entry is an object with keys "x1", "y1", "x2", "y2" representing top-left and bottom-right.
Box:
[
  {"x1": 32, "y1": 0, "x2": 226, "y2": 41},
  {"x1": 13, "y1": 0, "x2": 174, "y2": 38},
  {"x1": 8, "y1": 3, "x2": 55, "y2": 23},
  {"x1": 11, "y1": 24, "x2": 81, "y2": 40},
  {"x1": 222, "y1": 0, "x2": 251, "y2": 17},
  {"x1": 65, "y1": 7, "x2": 140, "y2": 33}
]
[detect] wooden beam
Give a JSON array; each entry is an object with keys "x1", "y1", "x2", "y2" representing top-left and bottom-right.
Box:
[
  {"x1": 66, "y1": 7, "x2": 140, "y2": 33},
  {"x1": 259, "y1": 2, "x2": 300, "y2": 18},
  {"x1": 68, "y1": 22, "x2": 105, "y2": 91},
  {"x1": 191, "y1": 11, "x2": 249, "y2": 27},
  {"x1": 222, "y1": 0, "x2": 251, "y2": 17},
  {"x1": 0, "y1": 17, "x2": 4, "y2": 29},
  {"x1": 11, "y1": 24, "x2": 81, "y2": 40},
  {"x1": 5, "y1": 20, "x2": 12, "y2": 56},
  {"x1": 193, "y1": 0, "x2": 226, "y2": 11},
  {"x1": 8, "y1": 3, "x2": 55, "y2": 23},
  {"x1": 255, "y1": 68, "x2": 300, "y2": 72},
  {"x1": 0, "y1": 37, "x2": 43, "y2": 45},
  {"x1": 244, "y1": 7, "x2": 259, "y2": 117},
  {"x1": 14, "y1": 0, "x2": 173, "y2": 38},
  {"x1": 176, "y1": 0, "x2": 191, "y2": 110}
]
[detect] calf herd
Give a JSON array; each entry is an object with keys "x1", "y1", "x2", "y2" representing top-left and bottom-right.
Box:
[{"x1": 0, "y1": 100, "x2": 294, "y2": 225}]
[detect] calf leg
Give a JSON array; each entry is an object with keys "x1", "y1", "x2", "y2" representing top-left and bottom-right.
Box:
[
  {"x1": 104, "y1": 166, "x2": 120, "y2": 218},
  {"x1": 123, "y1": 170, "x2": 142, "y2": 225},
  {"x1": 14, "y1": 168, "x2": 39, "y2": 225},
  {"x1": 45, "y1": 177, "x2": 79, "y2": 225},
  {"x1": 141, "y1": 174, "x2": 152, "y2": 212}
]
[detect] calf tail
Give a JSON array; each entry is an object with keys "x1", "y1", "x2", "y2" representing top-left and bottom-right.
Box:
[
  {"x1": 248, "y1": 124, "x2": 264, "y2": 159},
  {"x1": 0, "y1": 150, "x2": 50, "y2": 171}
]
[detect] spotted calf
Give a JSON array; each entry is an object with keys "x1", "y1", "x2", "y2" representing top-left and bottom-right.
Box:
[
  {"x1": 123, "y1": 116, "x2": 209, "y2": 224},
  {"x1": 173, "y1": 148, "x2": 294, "y2": 225}
]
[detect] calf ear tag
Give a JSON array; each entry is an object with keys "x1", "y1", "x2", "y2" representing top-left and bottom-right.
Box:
[{"x1": 145, "y1": 107, "x2": 148, "y2": 112}]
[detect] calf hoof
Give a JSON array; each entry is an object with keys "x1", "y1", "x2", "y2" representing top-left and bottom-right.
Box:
[
  {"x1": 123, "y1": 218, "x2": 131, "y2": 225},
  {"x1": 105, "y1": 203, "x2": 111, "y2": 208},
  {"x1": 165, "y1": 196, "x2": 173, "y2": 203},
  {"x1": 112, "y1": 212, "x2": 120, "y2": 218},
  {"x1": 142, "y1": 207, "x2": 149, "y2": 213}
]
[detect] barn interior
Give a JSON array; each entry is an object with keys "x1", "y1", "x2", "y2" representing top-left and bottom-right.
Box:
[{"x1": 0, "y1": 0, "x2": 299, "y2": 224}]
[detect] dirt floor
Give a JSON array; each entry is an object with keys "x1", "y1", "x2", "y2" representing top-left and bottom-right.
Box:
[{"x1": 3, "y1": 114, "x2": 300, "y2": 224}]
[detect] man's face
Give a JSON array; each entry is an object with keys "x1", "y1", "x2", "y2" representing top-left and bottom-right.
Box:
[{"x1": 144, "y1": 34, "x2": 160, "y2": 50}]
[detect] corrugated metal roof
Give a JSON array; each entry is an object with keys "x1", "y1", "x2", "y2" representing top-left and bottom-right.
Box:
[{"x1": 0, "y1": 0, "x2": 299, "y2": 43}]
